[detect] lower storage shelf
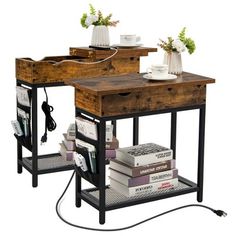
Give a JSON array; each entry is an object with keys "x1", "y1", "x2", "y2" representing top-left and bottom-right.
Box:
[
  {"x1": 79, "y1": 176, "x2": 199, "y2": 211},
  {"x1": 20, "y1": 153, "x2": 75, "y2": 174}
]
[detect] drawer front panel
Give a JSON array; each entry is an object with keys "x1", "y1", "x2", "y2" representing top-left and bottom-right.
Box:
[
  {"x1": 75, "y1": 89, "x2": 101, "y2": 116},
  {"x1": 102, "y1": 92, "x2": 141, "y2": 116},
  {"x1": 139, "y1": 84, "x2": 206, "y2": 112},
  {"x1": 75, "y1": 84, "x2": 206, "y2": 117}
]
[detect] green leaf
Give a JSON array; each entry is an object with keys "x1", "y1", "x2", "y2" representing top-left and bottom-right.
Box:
[
  {"x1": 178, "y1": 27, "x2": 186, "y2": 42},
  {"x1": 80, "y1": 13, "x2": 88, "y2": 28},
  {"x1": 185, "y1": 37, "x2": 196, "y2": 54},
  {"x1": 89, "y1": 3, "x2": 96, "y2": 15}
]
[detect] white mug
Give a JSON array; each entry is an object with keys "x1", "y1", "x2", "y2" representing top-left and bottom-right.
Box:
[
  {"x1": 147, "y1": 64, "x2": 168, "y2": 79},
  {"x1": 120, "y1": 35, "x2": 141, "y2": 46}
]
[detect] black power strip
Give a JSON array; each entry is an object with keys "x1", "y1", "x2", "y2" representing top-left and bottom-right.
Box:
[{"x1": 89, "y1": 45, "x2": 116, "y2": 50}]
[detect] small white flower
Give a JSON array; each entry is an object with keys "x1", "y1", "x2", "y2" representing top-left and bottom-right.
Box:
[
  {"x1": 172, "y1": 39, "x2": 186, "y2": 53},
  {"x1": 85, "y1": 15, "x2": 98, "y2": 27}
]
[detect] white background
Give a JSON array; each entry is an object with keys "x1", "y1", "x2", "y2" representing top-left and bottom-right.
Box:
[{"x1": 0, "y1": 0, "x2": 235, "y2": 235}]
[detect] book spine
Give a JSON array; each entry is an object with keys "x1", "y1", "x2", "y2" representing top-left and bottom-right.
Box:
[
  {"x1": 89, "y1": 151, "x2": 97, "y2": 174},
  {"x1": 59, "y1": 144, "x2": 74, "y2": 161},
  {"x1": 116, "y1": 150, "x2": 134, "y2": 166},
  {"x1": 129, "y1": 178, "x2": 178, "y2": 197},
  {"x1": 106, "y1": 143, "x2": 119, "y2": 150},
  {"x1": 116, "y1": 149, "x2": 173, "y2": 167},
  {"x1": 106, "y1": 149, "x2": 116, "y2": 159},
  {"x1": 63, "y1": 140, "x2": 75, "y2": 151},
  {"x1": 134, "y1": 150, "x2": 173, "y2": 166},
  {"x1": 132, "y1": 159, "x2": 176, "y2": 177},
  {"x1": 128, "y1": 169, "x2": 178, "y2": 187},
  {"x1": 110, "y1": 178, "x2": 179, "y2": 197}
]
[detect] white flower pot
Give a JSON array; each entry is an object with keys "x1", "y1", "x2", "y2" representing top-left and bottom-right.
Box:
[
  {"x1": 163, "y1": 52, "x2": 183, "y2": 75},
  {"x1": 91, "y1": 26, "x2": 110, "y2": 46}
]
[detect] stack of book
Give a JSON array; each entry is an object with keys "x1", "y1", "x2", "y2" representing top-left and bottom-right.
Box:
[
  {"x1": 59, "y1": 124, "x2": 75, "y2": 161},
  {"x1": 109, "y1": 143, "x2": 178, "y2": 197},
  {"x1": 75, "y1": 116, "x2": 119, "y2": 161},
  {"x1": 105, "y1": 136, "x2": 119, "y2": 160}
]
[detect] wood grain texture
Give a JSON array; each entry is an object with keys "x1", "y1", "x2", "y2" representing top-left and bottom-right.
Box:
[
  {"x1": 73, "y1": 72, "x2": 215, "y2": 117},
  {"x1": 69, "y1": 47, "x2": 157, "y2": 59},
  {"x1": 16, "y1": 47, "x2": 156, "y2": 84},
  {"x1": 16, "y1": 56, "x2": 139, "y2": 84},
  {"x1": 75, "y1": 89, "x2": 101, "y2": 116},
  {"x1": 69, "y1": 72, "x2": 215, "y2": 95}
]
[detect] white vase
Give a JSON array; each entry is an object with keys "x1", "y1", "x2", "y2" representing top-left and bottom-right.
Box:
[
  {"x1": 163, "y1": 52, "x2": 183, "y2": 75},
  {"x1": 91, "y1": 26, "x2": 110, "y2": 46}
]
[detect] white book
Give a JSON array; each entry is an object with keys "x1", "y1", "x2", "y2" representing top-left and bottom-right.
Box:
[
  {"x1": 75, "y1": 117, "x2": 98, "y2": 140},
  {"x1": 66, "y1": 123, "x2": 75, "y2": 140},
  {"x1": 109, "y1": 168, "x2": 178, "y2": 187},
  {"x1": 116, "y1": 143, "x2": 173, "y2": 167},
  {"x1": 62, "y1": 134, "x2": 75, "y2": 151},
  {"x1": 59, "y1": 143, "x2": 74, "y2": 161},
  {"x1": 110, "y1": 177, "x2": 178, "y2": 197},
  {"x1": 16, "y1": 86, "x2": 31, "y2": 107},
  {"x1": 106, "y1": 124, "x2": 113, "y2": 142}
]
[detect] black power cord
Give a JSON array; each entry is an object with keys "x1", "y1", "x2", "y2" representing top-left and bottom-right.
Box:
[
  {"x1": 56, "y1": 171, "x2": 227, "y2": 231},
  {"x1": 41, "y1": 87, "x2": 57, "y2": 144}
]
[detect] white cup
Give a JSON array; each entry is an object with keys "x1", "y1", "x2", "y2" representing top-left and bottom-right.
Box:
[
  {"x1": 147, "y1": 64, "x2": 168, "y2": 79},
  {"x1": 120, "y1": 35, "x2": 141, "y2": 46}
]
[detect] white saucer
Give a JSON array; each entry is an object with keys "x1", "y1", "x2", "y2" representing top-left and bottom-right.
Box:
[
  {"x1": 112, "y1": 44, "x2": 143, "y2": 48},
  {"x1": 143, "y1": 73, "x2": 177, "y2": 81}
]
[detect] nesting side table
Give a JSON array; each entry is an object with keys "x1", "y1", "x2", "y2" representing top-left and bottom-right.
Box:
[
  {"x1": 68, "y1": 72, "x2": 215, "y2": 224},
  {"x1": 15, "y1": 47, "x2": 156, "y2": 187}
]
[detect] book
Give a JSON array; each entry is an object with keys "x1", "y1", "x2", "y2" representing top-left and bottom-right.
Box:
[
  {"x1": 17, "y1": 108, "x2": 30, "y2": 137},
  {"x1": 66, "y1": 123, "x2": 75, "y2": 140},
  {"x1": 110, "y1": 177, "x2": 178, "y2": 197},
  {"x1": 106, "y1": 149, "x2": 116, "y2": 160},
  {"x1": 106, "y1": 136, "x2": 119, "y2": 149},
  {"x1": 59, "y1": 143, "x2": 74, "y2": 161},
  {"x1": 110, "y1": 159, "x2": 175, "y2": 177},
  {"x1": 116, "y1": 143, "x2": 173, "y2": 167},
  {"x1": 109, "y1": 168, "x2": 178, "y2": 187},
  {"x1": 75, "y1": 116, "x2": 98, "y2": 140},
  {"x1": 75, "y1": 138, "x2": 97, "y2": 173},
  {"x1": 16, "y1": 86, "x2": 31, "y2": 107},
  {"x1": 62, "y1": 134, "x2": 75, "y2": 151},
  {"x1": 106, "y1": 124, "x2": 113, "y2": 142}
]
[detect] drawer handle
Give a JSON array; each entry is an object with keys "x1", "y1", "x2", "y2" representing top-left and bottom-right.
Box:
[{"x1": 118, "y1": 92, "x2": 131, "y2": 96}]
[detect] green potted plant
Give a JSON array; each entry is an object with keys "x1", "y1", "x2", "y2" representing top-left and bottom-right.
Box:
[
  {"x1": 81, "y1": 4, "x2": 119, "y2": 46},
  {"x1": 158, "y1": 28, "x2": 196, "y2": 74}
]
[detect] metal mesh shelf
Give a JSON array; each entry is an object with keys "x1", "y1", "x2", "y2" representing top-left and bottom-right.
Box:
[
  {"x1": 80, "y1": 176, "x2": 198, "y2": 210},
  {"x1": 22, "y1": 153, "x2": 74, "y2": 174}
]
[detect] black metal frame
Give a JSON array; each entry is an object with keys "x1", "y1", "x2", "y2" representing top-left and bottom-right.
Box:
[
  {"x1": 75, "y1": 103, "x2": 206, "y2": 224},
  {"x1": 16, "y1": 80, "x2": 76, "y2": 187}
]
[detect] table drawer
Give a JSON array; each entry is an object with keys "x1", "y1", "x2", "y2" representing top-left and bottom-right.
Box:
[
  {"x1": 75, "y1": 84, "x2": 206, "y2": 117},
  {"x1": 75, "y1": 89, "x2": 141, "y2": 117},
  {"x1": 139, "y1": 84, "x2": 206, "y2": 112},
  {"x1": 101, "y1": 92, "x2": 141, "y2": 116}
]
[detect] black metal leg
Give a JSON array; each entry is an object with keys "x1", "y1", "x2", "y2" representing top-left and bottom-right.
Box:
[
  {"x1": 170, "y1": 112, "x2": 177, "y2": 159},
  {"x1": 197, "y1": 105, "x2": 206, "y2": 202},
  {"x1": 17, "y1": 141, "x2": 23, "y2": 173},
  {"x1": 98, "y1": 119, "x2": 106, "y2": 224},
  {"x1": 31, "y1": 86, "x2": 38, "y2": 187},
  {"x1": 133, "y1": 117, "x2": 139, "y2": 145},
  {"x1": 111, "y1": 120, "x2": 117, "y2": 137},
  {"x1": 16, "y1": 81, "x2": 23, "y2": 173},
  {"x1": 75, "y1": 173, "x2": 81, "y2": 207}
]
